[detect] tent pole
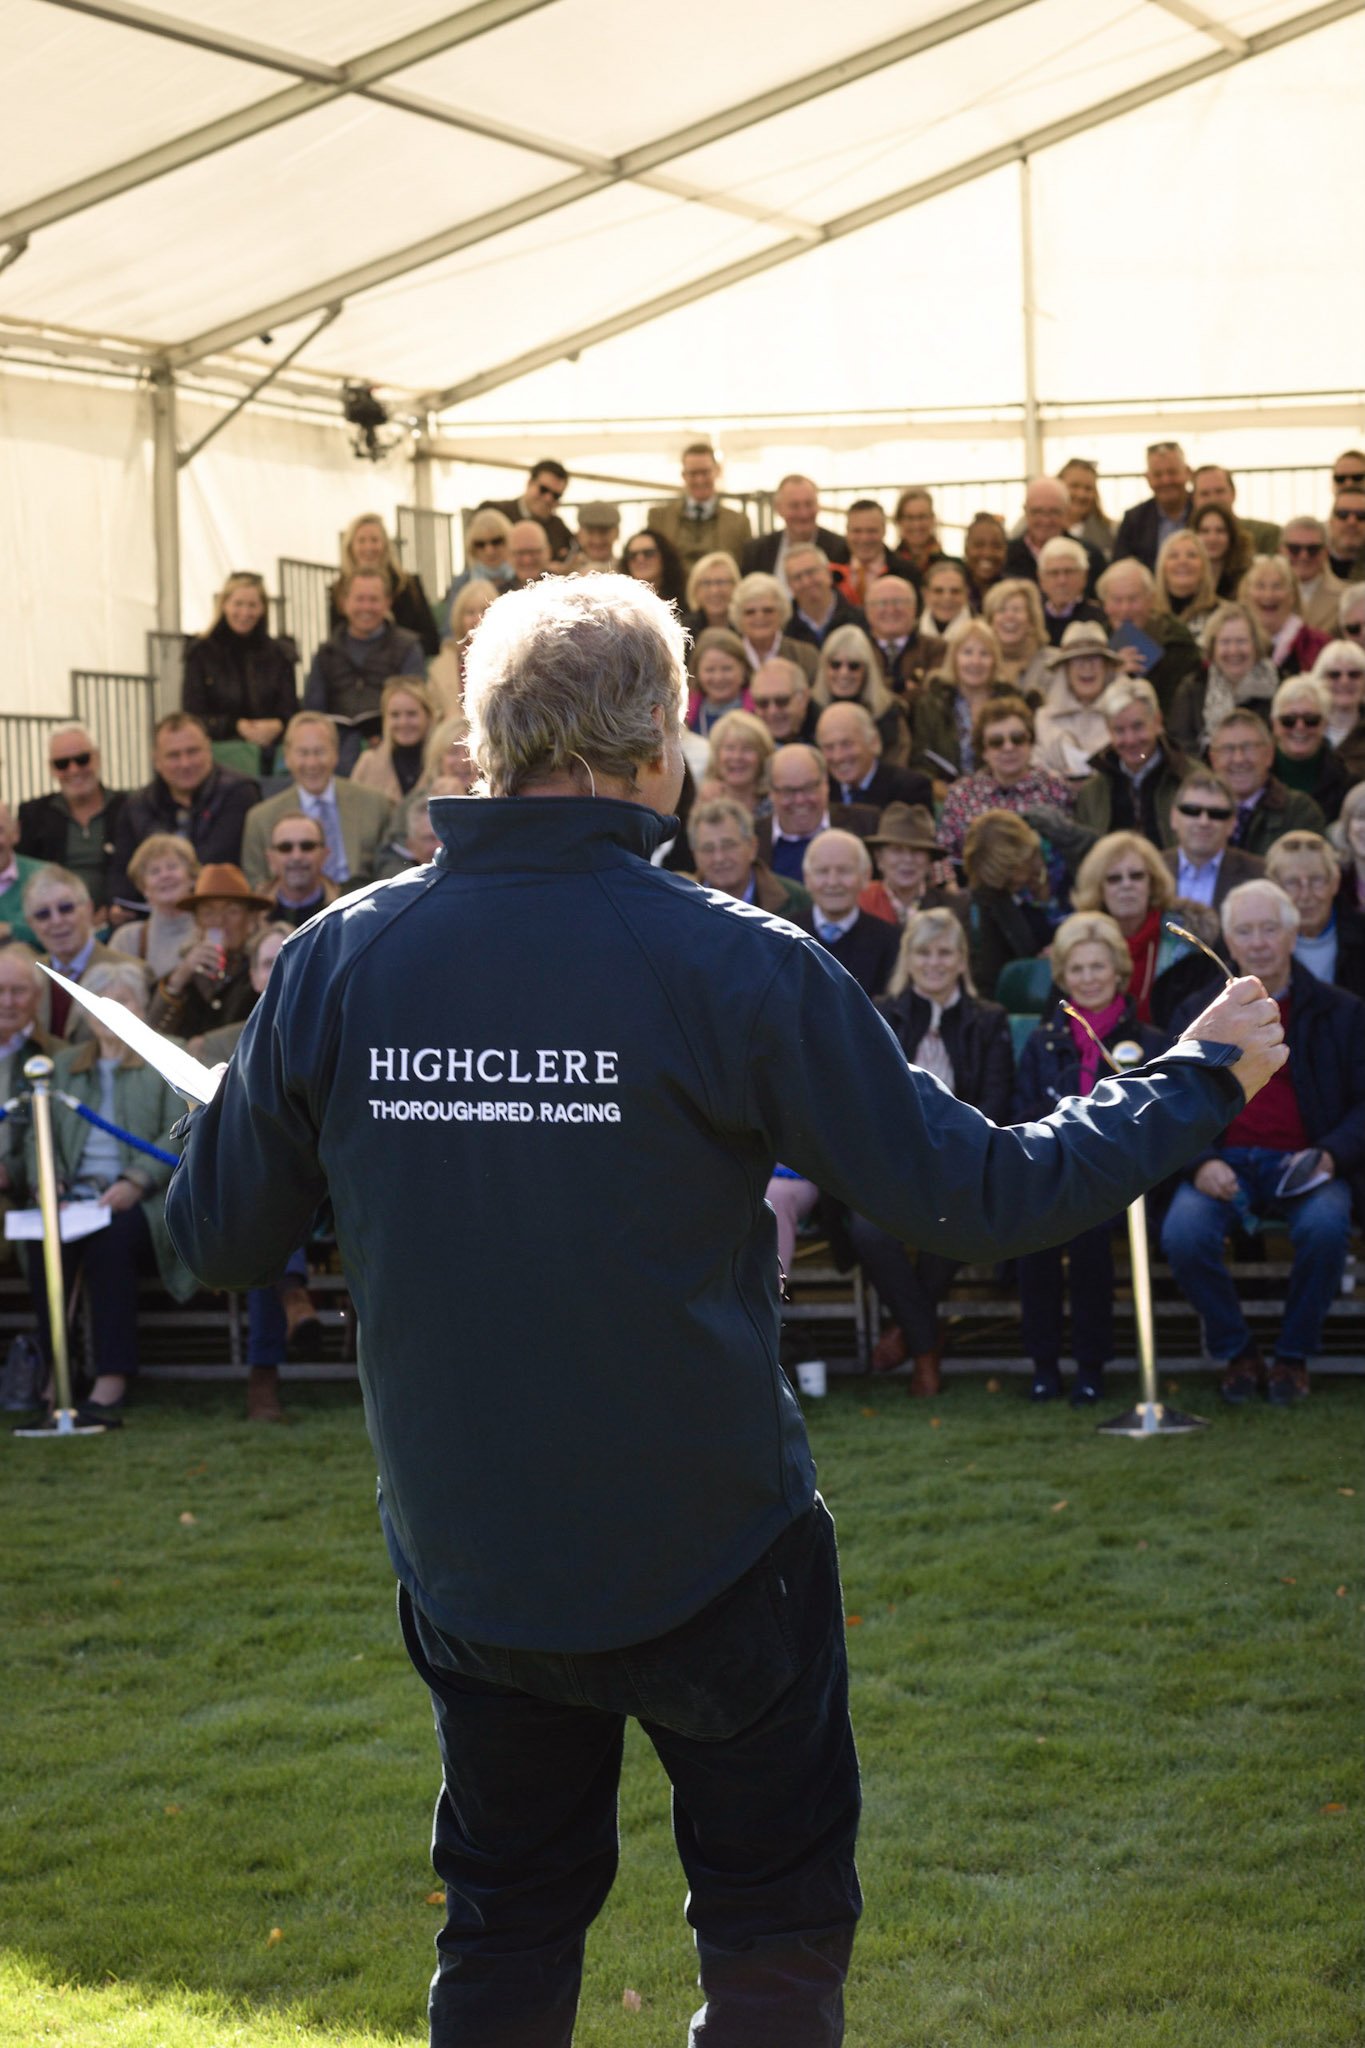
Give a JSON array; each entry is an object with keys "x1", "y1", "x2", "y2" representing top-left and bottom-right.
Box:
[
  {"x1": 1018, "y1": 155, "x2": 1042, "y2": 479},
  {"x1": 150, "y1": 368, "x2": 181, "y2": 635}
]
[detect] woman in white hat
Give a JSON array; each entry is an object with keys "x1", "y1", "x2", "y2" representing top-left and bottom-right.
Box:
[{"x1": 1033, "y1": 621, "x2": 1126, "y2": 784}]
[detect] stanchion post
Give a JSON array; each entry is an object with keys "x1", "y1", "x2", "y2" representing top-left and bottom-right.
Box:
[
  {"x1": 1098, "y1": 1041, "x2": 1208, "y2": 1439},
  {"x1": 13, "y1": 1055, "x2": 105, "y2": 1438}
]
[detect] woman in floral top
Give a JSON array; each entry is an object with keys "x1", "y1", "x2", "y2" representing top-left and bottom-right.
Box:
[{"x1": 937, "y1": 695, "x2": 1074, "y2": 863}]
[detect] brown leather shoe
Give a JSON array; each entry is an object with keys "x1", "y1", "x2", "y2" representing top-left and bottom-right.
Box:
[
  {"x1": 871, "y1": 1324, "x2": 908, "y2": 1373},
  {"x1": 246, "y1": 1365, "x2": 284, "y2": 1423},
  {"x1": 280, "y1": 1284, "x2": 322, "y2": 1360},
  {"x1": 908, "y1": 1351, "x2": 942, "y2": 1399}
]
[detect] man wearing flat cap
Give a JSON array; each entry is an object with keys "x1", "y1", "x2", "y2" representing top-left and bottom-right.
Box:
[{"x1": 570, "y1": 501, "x2": 620, "y2": 574}]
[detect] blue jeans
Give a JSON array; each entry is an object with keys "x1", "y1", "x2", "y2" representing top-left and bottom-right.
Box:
[
  {"x1": 1161, "y1": 1147, "x2": 1352, "y2": 1362},
  {"x1": 399, "y1": 1499, "x2": 861, "y2": 2047}
]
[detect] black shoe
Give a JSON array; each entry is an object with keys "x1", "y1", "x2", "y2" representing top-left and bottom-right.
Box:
[
  {"x1": 1265, "y1": 1357, "x2": 1310, "y2": 1407},
  {"x1": 1218, "y1": 1344, "x2": 1264, "y2": 1406},
  {"x1": 1070, "y1": 1365, "x2": 1105, "y2": 1407},
  {"x1": 1029, "y1": 1363, "x2": 1062, "y2": 1403},
  {"x1": 74, "y1": 1397, "x2": 125, "y2": 1429},
  {"x1": 0, "y1": 1333, "x2": 46, "y2": 1412}
]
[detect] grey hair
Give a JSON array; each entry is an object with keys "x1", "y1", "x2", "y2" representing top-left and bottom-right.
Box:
[
  {"x1": 461, "y1": 572, "x2": 686, "y2": 797},
  {"x1": 815, "y1": 699, "x2": 879, "y2": 745},
  {"x1": 22, "y1": 863, "x2": 91, "y2": 914},
  {"x1": 1221, "y1": 878, "x2": 1299, "y2": 936},
  {"x1": 1271, "y1": 674, "x2": 1329, "y2": 721},
  {"x1": 1038, "y1": 536, "x2": 1088, "y2": 572},
  {"x1": 1099, "y1": 675, "x2": 1160, "y2": 722},
  {"x1": 730, "y1": 572, "x2": 792, "y2": 633},
  {"x1": 1097, "y1": 557, "x2": 1156, "y2": 600},
  {"x1": 1337, "y1": 582, "x2": 1365, "y2": 628},
  {"x1": 691, "y1": 797, "x2": 757, "y2": 842},
  {"x1": 84, "y1": 961, "x2": 151, "y2": 1010},
  {"x1": 801, "y1": 827, "x2": 871, "y2": 884}
]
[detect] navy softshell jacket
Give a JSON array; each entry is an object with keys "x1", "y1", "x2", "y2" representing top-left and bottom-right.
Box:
[{"x1": 167, "y1": 796, "x2": 1243, "y2": 1651}]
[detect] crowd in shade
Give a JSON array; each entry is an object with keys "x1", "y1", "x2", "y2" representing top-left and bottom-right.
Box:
[{"x1": 4, "y1": 442, "x2": 1365, "y2": 1428}]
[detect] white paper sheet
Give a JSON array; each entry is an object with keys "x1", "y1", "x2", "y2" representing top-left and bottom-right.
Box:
[
  {"x1": 5, "y1": 1202, "x2": 112, "y2": 1242},
  {"x1": 36, "y1": 966, "x2": 224, "y2": 1105}
]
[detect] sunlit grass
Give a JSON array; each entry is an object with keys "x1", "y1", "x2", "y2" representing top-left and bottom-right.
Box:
[{"x1": 2, "y1": 1374, "x2": 1360, "y2": 2045}]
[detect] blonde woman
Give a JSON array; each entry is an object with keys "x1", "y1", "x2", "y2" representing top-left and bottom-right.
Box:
[
  {"x1": 703, "y1": 709, "x2": 773, "y2": 818},
  {"x1": 182, "y1": 571, "x2": 297, "y2": 765},
  {"x1": 444, "y1": 508, "x2": 515, "y2": 616},
  {"x1": 960, "y1": 809, "x2": 1054, "y2": 1001},
  {"x1": 331, "y1": 512, "x2": 440, "y2": 655},
  {"x1": 1013, "y1": 911, "x2": 1166, "y2": 1404},
  {"x1": 812, "y1": 624, "x2": 910, "y2": 765},
  {"x1": 912, "y1": 619, "x2": 1018, "y2": 789},
  {"x1": 1154, "y1": 529, "x2": 1218, "y2": 640},
  {"x1": 684, "y1": 552, "x2": 740, "y2": 639},
  {"x1": 352, "y1": 679, "x2": 439, "y2": 803},
  {"x1": 112, "y1": 835, "x2": 201, "y2": 979},
  {"x1": 1238, "y1": 556, "x2": 1327, "y2": 677},
  {"x1": 1071, "y1": 829, "x2": 1208, "y2": 1026},
  {"x1": 730, "y1": 572, "x2": 816, "y2": 680},
  {"x1": 851, "y1": 906, "x2": 1014, "y2": 1391},
  {"x1": 422, "y1": 714, "x2": 475, "y2": 793},
  {"x1": 429, "y1": 579, "x2": 500, "y2": 717},
  {"x1": 983, "y1": 578, "x2": 1049, "y2": 696}
]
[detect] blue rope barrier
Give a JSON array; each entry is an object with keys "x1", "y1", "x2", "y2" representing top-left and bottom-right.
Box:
[{"x1": 56, "y1": 1094, "x2": 179, "y2": 1167}]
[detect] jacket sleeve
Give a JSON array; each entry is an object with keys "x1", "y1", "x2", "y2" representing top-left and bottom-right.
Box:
[
  {"x1": 746, "y1": 938, "x2": 1244, "y2": 1264},
  {"x1": 164, "y1": 942, "x2": 333, "y2": 1288}
]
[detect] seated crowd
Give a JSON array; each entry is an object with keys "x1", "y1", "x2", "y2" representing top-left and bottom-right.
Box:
[{"x1": 5, "y1": 445, "x2": 1365, "y2": 1427}]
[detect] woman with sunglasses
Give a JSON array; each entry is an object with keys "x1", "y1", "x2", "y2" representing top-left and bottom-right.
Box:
[
  {"x1": 811, "y1": 625, "x2": 910, "y2": 766},
  {"x1": 1268, "y1": 676, "x2": 1349, "y2": 824},
  {"x1": 936, "y1": 695, "x2": 1073, "y2": 865},
  {"x1": 1071, "y1": 830, "x2": 1212, "y2": 1028},
  {"x1": 442, "y1": 509, "x2": 515, "y2": 624},
  {"x1": 1311, "y1": 638, "x2": 1365, "y2": 781},
  {"x1": 620, "y1": 528, "x2": 687, "y2": 609},
  {"x1": 1168, "y1": 601, "x2": 1278, "y2": 756}
]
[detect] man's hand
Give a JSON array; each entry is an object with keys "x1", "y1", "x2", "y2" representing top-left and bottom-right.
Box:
[
  {"x1": 98, "y1": 1177, "x2": 143, "y2": 1213},
  {"x1": 1194, "y1": 1159, "x2": 1239, "y2": 1199},
  {"x1": 1116, "y1": 644, "x2": 1148, "y2": 676},
  {"x1": 1179, "y1": 975, "x2": 1287, "y2": 1102},
  {"x1": 167, "y1": 936, "x2": 225, "y2": 992}
]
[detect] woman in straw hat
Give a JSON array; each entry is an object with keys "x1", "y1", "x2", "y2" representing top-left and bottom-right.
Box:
[{"x1": 1034, "y1": 621, "x2": 1125, "y2": 784}]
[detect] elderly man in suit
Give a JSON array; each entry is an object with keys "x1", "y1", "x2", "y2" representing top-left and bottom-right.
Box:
[
  {"x1": 1112, "y1": 441, "x2": 1194, "y2": 571},
  {"x1": 25, "y1": 865, "x2": 146, "y2": 1041},
  {"x1": 800, "y1": 830, "x2": 899, "y2": 999},
  {"x1": 814, "y1": 703, "x2": 931, "y2": 815},
  {"x1": 241, "y1": 712, "x2": 397, "y2": 893},
  {"x1": 649, "y1": 443, "x2": 751, "y2": 576},
  {"x1": 755, "y1": 745, "x2": 878, "y2": 881},
  {"x1": 741, "y1": 474, "x2": 850, "y2": 589}
]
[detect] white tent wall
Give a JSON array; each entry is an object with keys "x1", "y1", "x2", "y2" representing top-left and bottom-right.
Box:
[{"x1": 2, "y1": 368, "x2": 154, "y2": 716}]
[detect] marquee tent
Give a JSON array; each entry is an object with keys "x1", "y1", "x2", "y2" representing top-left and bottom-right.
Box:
[{"x1": 2, "y1": 0, "x2": 1363, "y2": 710}]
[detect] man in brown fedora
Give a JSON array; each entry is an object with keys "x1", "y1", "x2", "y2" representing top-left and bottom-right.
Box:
[
  {"x1": 860, "y1": 803, "x2": 958, "y2": 926},
  {"x1": 148, "y1": 864, "x2": 271, "y2": 1041}
]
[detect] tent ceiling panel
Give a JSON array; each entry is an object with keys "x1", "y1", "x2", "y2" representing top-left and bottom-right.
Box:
[
  {"x1": 1029, "y1": 10, "x2": 1365, "y2": 401},
  {"x1": 0, "y1": 97, "x2": 559, "y2": 340},
  {"x1": 276, "y1": 183, "x2": 789, "y2": 392},
  {"x1": 385, "y1": 0, "x2": 961, "y2": 158},
  {"x1": 655, "y1": 0, "x2": 1205, "y2": 221},
  {"x1": 439, "y1": 169, "x2": 1028, "y2": 423},
  {"x1": 109, "y1": 0, "x2": 488, "y2": 65},
  {"x1": 3, "y1": 0, "x2": 271, "y2": 210}
]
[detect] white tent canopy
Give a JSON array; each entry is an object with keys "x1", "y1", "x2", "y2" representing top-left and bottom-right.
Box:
[{"x1": 3, "y1": 0, "x2": 1364, "y2": 707}]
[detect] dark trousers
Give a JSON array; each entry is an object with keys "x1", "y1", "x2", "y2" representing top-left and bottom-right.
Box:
[
  {"x1": 246, "y1": 1247, "x2": 309, "y2": 1366},
  {"x1": 26, "y1": 1203, "x2": 154, "y2": 1380},
  {"x1": 399, "y1": 1499, "x2": 861, "y2": 2048},
  {"x1": 847, "y1": 1211, "x2": 959, "y2": 1353},
  {"x1": 1017, "y1": 1216, "x2": 1118, "y2": 1368}
]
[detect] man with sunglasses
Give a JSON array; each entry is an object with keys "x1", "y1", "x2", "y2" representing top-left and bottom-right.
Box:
[
  {"x1": 1161, "y1": 769, "x2": 1265, "y2": 910},
  {"x1": 262, "y1": 812, "x2": 340, "y2": 929},
  {"x1": 22, "y1": 865, "x2": 140, "y2": 1042},
  {"x1": 1280, "y1": 516, "x2": 1344, "y2": 634},
  {"x1": 1327, "y1": 482, "x2": 1365, "y2": 583},
  {"x1": 17, "y1": 725, "x2": 127, "y2": 918},
  {"x1": 480, "y1": 460, "x2": 574, "y2": 566},
  {"x1": 749, "y1": 659, "x2": 818, "y2": 746}
]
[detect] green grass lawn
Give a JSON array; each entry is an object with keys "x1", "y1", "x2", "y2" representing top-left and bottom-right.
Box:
[{"x1": 1, "y1": 1373, "x2": 1361, "y2": 2046}]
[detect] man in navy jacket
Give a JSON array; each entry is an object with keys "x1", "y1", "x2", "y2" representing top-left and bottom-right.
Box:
[{"x1": 166, "y1": 575, "x2": 1284, "y2": 2048}]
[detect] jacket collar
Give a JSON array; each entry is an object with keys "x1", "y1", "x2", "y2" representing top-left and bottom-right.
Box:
[{"x1": 430, "y1": 795, "x2": 674, "y2": 873}]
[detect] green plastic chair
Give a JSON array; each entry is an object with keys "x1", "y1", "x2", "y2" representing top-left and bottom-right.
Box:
[
  {"x1": 1008, "y1": 1013, "x2": 1037, "y2": 1060},
  {"x1": 995, "y1": 957, "x2": 1054, "y2": 1016}
]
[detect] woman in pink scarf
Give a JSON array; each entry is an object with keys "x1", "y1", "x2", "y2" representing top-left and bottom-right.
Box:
[{"x1": 1011, "y1": 913, "x2": 1169, "y2": 1405}]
